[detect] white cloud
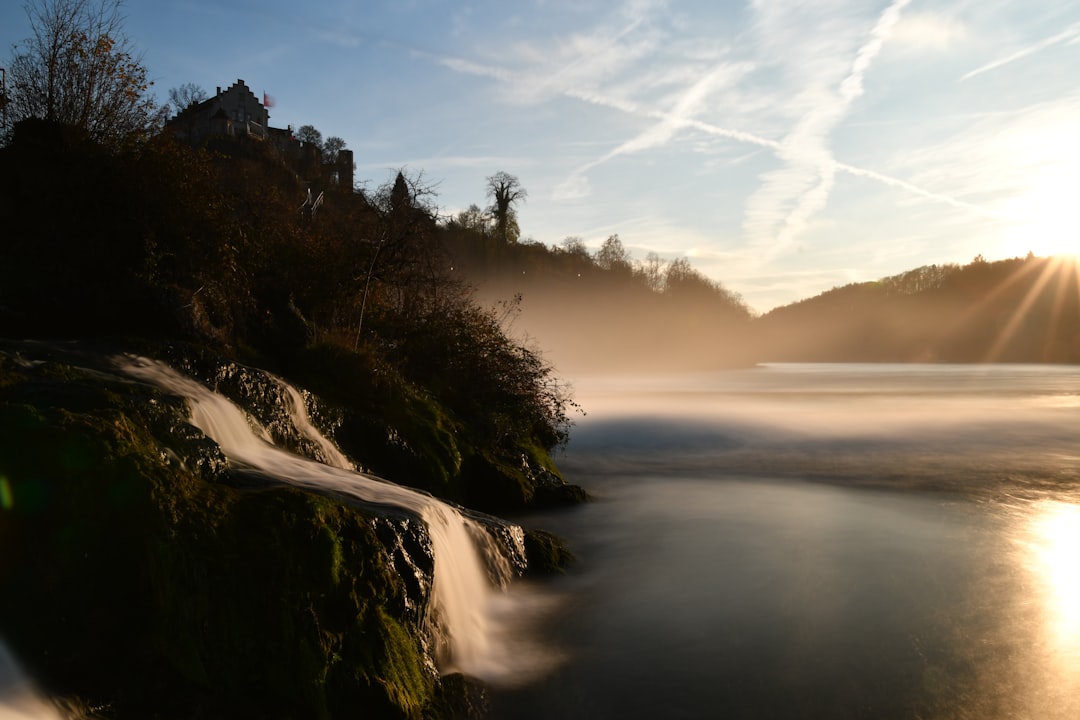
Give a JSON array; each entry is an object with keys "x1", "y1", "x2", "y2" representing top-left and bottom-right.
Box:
[
  {"x1": 434, "y1": 0, "x2": 1002, "y2": 306},
  {"x1": 741, "y1": 0, "x2": 911, "y2": 258},
  {"x1": 553, "y1": 173, "x2": 592, "y2": 200},
  {"x1": 890, "y1": 11, "x2": 967, "y2": 52}
]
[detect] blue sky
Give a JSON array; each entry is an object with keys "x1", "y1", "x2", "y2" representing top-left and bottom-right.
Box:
[{"x1": 3, "y1": 0, "x2": 1078, "y2": 312}]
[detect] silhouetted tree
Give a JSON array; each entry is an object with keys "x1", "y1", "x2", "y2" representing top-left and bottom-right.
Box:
[
  {"x1": 560, "y1": 236, "x2": 588, "y2": 257},
  {"x1": 295, "y1": 124, "x2": 322, "y2": 147},
  {"x1": 354, "y1": 170, "x2": 444, "y2": 345},
  {"x1": 637, "y1": 251, "x2": 667, "y2": 292},
  {"x1": 322, "y1": 135, "x2": 346, "y2": 163},
  {"x1": 595, "y1": 234, "x2": 632, "y2": 274},
  {"x1": 167, "y1": 82, "x2": 206, "y2": 113},
  {"x1": 485, "y1": 171, "x2": 526, "y2": 245},
  {"x1": 453, "y1": 204, "x2": 489, "y2": 234},
  {"x1": 5, "y1": 0, "x2": 161, "y2": 145}
]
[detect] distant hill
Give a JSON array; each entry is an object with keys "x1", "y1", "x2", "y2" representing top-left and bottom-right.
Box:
[
  {"x1": 441, "y1": 235, "x2": 1080, "y2": 370},
  {"x1": 753, "y1": 255, "x2": 1080, "y2": 364}
]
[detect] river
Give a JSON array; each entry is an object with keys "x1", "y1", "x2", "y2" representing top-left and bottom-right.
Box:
[{"x1": 492, "y1": 363, "x2": 1080, "y2": 719}]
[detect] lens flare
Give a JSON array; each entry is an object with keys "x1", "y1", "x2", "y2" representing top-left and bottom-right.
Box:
[{"x1": 974, "y1": 254, "x2": 1080, "y2": 362}]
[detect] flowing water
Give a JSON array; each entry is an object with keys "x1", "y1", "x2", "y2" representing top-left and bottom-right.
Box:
[
  {"x1": 6, "y1": 360, "x2": 1079, "y2": 718},
  {"x1": 493, "y1": 363, "x2": 1080, "y2": 719},
  {"x1": 117, "y1": 356, "x2": 541, "y2": 684},
  {"x1": 0, "y1": 640, "x2": 64, "y2": 720}
]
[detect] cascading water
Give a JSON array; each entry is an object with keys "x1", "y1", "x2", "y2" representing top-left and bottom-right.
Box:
[
  {"x1": 0, "y1": 639, "x2": 64, "y2": 720},
  {"x1": 118, "y1": 355, "x2": 532, "y2": 681},
  {"x1": 275, "y1": 380, "x2": 354, "y2": 471}
]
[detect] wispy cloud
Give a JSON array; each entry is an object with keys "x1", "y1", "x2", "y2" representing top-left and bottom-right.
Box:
[
  {"x1": 555, "y1": 63, "x2": 750, "y2": 199},
  {"x1": 435, "y1": 0, "x2": 995, "y2": 280},
  {"x1": 496, "y1": 1, "x2": 666, "y2": 105},
  {"x1": 438, "y1": 5, "x2": 984, "y2": 217},
  {"x1": 439, "y1": 56, "x2": 516, "y2": 83},
  {"x1": 962, "y1": 21, "x2": 1080, "y2": 81},
  {"x1": 742, "y1": 0, "x2": 911, "y2": 259}
]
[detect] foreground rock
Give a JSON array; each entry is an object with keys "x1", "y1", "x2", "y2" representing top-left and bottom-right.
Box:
[{"x1": 0, "y1": 342, "x2": 576, "y2": 719}]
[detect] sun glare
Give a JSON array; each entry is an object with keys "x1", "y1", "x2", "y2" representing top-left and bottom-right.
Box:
[
  {"x1": 998, "y1": 132, "x2": 1080, "y2": 262},
  {"x1": 1028, "y1": 501, "x2": 1080, "y2": 655}
]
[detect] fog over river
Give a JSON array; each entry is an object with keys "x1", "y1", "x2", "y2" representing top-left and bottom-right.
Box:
[{"x1": 492, "y1": 364, "x2": 1080, "y2": 719}]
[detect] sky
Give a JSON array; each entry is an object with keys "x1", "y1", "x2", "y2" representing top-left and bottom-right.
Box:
[{"x1": 3, "y1": 0, "x2": 1079, "y2": 313}]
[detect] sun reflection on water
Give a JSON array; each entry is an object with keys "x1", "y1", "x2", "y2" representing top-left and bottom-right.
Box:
[{"x1": 1027, "y1": 500, "x2": 1080, "y2": 659}]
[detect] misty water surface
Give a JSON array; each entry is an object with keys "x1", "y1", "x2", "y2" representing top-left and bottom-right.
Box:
[{"x1": 492, "y1": 364, "x2": 1080, "y2": 720}]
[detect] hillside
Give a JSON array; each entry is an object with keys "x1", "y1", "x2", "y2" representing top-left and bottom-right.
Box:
[
  {"x1": 437, "y1": 220, "x2": 1080, "y2": 370},
  {"x1": 440, "y1": 226, "x2": 757, "y2": 375},
  {"x1": 753, "y1": 255, "x2": 1080, "y2": 364}
]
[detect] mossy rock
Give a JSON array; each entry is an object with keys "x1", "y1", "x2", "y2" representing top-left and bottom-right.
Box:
[
  {"x1": 523, "y1": 529, "x2": 576, "y2": 576},
  {"x1": 0, "y1": 351, "x2": 438, "y2": 719}
]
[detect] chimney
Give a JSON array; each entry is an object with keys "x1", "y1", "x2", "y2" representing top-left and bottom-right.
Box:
[{"x1": 216, "y1": 86, "x2": 221, "y2": 96}]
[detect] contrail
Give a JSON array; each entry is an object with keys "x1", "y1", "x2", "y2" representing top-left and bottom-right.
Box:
[
  {"x1": 962, "y1": 22, "x2": 1080, "y2": 81},
  {"x1": 437, "y1": 24, "x2": 992, "y2": 220},
  {"x1": 743, "y1": 0, "x2": 913, "y2": 256}
]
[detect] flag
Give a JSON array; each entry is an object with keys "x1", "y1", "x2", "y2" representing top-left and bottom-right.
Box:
[{"x1": 263, "y1": 91, "x2": 275, "y2": 108}]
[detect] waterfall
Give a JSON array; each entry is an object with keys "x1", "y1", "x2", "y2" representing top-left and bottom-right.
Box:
[
  {"x1": 0, "y1": 639, "x2": 63, "y2": 720},
  {"x1": 274, "y1": 380, "x2": 354, "y2": 471},
  {"x1": 118, "y1": 356, "x2": 525, "y2": 680}
]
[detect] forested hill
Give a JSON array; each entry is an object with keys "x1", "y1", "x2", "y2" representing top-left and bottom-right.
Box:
[
  {"x1": 438, "y1": 213, "x2": 1080, "y2": 369},
  {"x1": 440, "y1": 223, "x2": 757, "y2": 374},
  {"x1": 752, "y1": 255, "x2": 1080, "y2": 364}
]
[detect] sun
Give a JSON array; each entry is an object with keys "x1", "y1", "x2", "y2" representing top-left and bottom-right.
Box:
[
  {"x1": 999, "y1": 177, "x2": 1080, "y2": 261},
  {"x1": 997, "y1": 134, "x2": 1080, "y2": 262}
]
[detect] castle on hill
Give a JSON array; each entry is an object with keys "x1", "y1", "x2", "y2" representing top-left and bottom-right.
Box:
[{"x1": 167, "y1": 79, "x2": 353, "y2": 190}]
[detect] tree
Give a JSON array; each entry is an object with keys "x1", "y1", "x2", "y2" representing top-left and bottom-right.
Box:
[
  {"x1": 595, "y1": 233, "x2": 632, "y2": 274},
  {"x1": 485, "y1": 171, "x2": 526, "y2": 245},
  {"x1": 322, "y1": 135, "x2": 346, "y2": 163},
  {"x1": 354, "y1": 170, "x2": 442, "y2": 346},
  {"x1": 663, "y1": 257, "x2": 751, "y2": 318},
  {"x1": 638, "y1": 251, "x2": 666, "y2": 292},
  {"x1": 295, "y1": 124, "x2": 322, "y2": 147},
  {"x1": 560, "y1": 236, "x2": 588, "y2": 257},
  {"x1": 453, "y1": 204, "x2": 489, "y2": 235},
  {"x1": 5, "y1": 0, "x2": 161, "y2": 145},
  {"x1": 167, "y1": 82, "x2": 206, "y2": 113}
]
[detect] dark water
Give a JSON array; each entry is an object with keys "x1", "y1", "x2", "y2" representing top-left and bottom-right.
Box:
[{"x1": 492, "y1": 364, "x2": 1080, "y2": 719}]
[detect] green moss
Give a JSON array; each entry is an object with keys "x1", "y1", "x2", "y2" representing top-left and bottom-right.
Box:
[
  {"x1": 0, "y1": 353, "x2": 438, "y2": 719},
  {"x1": 284, "y1": 344, "x2": 466, "y2": 498},
  {"x1": 523, "y1": 529, "x2": 576, "y2": 576},
  {"x1": 460, "y1": 450, "x2": 533, "y2": 512},
  {"x1": 369, "y1": 607, "x2": 435, "y2": 717}
]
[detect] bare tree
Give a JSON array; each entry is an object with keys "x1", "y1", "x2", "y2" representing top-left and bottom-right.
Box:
[
  {"x1": 167, "y1": 82, "x2": 206, "y2": 113},
  {"x1": 638, "y1": 251, "x2": 666, "y2": 292},
  {"x1": 354, "y1": 169, "x2": 443, "y2": 347},
  {"x1": 485, "y1": 171, "x2": 526, "y2": 245},
  {"x1": 560, "y1": 236, "x2": 588, "y2": 257},
  {"x1": 5, "y1": 0, "x2": 161, "y2": 144},
  {"x1": 322, "y1": 135, "x2": 346, "y2": 163},
  {"x1": 295, "y1": 124, "x2": 322, "y2": 147},
  {"x1": 595, "y1": 233, "x2": 632, "y2": 273}
]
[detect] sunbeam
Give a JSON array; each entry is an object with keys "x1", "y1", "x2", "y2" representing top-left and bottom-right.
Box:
[
  {"x1": 945, "y1": 255, "x2": 1080, "y2": 363},
  {"x1": 983, "y1": 257, "x2": 1067, "y2": 362}
]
